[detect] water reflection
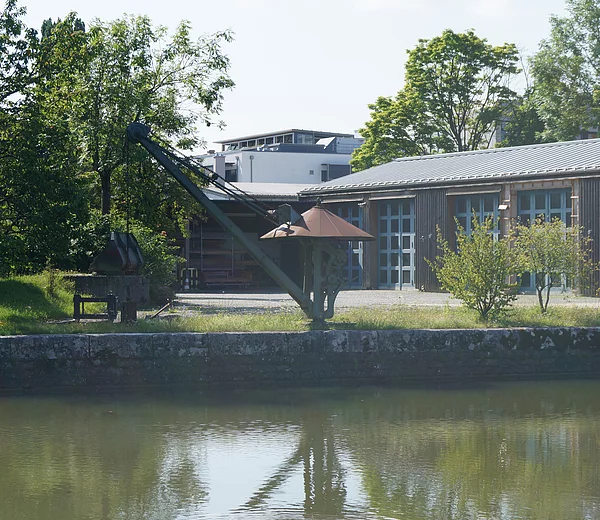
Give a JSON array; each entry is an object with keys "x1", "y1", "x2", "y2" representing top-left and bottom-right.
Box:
[{"x1": 0, "y1": 381, "x2": 598, "y2": 519}]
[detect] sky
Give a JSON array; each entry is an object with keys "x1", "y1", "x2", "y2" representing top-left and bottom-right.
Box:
[{"x1": 22, "y1": 0, "x2": 567, "y2": 151}]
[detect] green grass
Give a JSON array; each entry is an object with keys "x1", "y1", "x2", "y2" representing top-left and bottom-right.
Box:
[
  {"x1": 1, "y1": 274, "x2": 600, "y2": 335},
  {"x1": 0, "y1": 273, "x2": 73, "y2": 329}
]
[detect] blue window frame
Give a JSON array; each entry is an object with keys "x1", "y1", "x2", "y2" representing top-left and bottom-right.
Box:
[
  {"x1": 378, "y1": 199, "x2": 415, "y2": 289},
  {"x1": 517, "y1": 189, "x2": 571, "y2": 225},
  {"x1": 455, "y1": 194, "x2": 499, "y2": 236},
  {"x1": 517, "y1": 189, "x2": 572, "y2": 290},
  {"x1": 337, "y1": 205, "x2": 364, "y2": 288}
]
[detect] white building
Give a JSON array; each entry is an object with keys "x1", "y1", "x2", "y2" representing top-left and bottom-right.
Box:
[{"x1": 199, "y1": 128, "x2": 364, "y2": 184}]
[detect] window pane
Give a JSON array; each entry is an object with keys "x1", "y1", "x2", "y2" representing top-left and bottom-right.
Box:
[
  {"x1": 379, "y1": 204, "x2": 387, "y2": 217},
  {"x1": 391, "y1": 235, "x2": 399, "y2": 250},
  {"x1": 379, "y1": 220, "x2": 387, "y2": 233},
  {"x1": 520, "y1": 193, "x2": 530, "y2": 211},
  {"x1": 521, "y1": 272, "x2": 531, "y2": 287},
  {"x1": 457, "y1": 197, "x2": 467, "y2": 214},
  {"x1": 550, "y1": 192, "x2": 562, "y2": 209},
  {"x1": 402, "y1": 236, "x2": 411, "y2": 250},
  {"x1": 402, "y1": 219, "x2": 411, "y2": 232},
  {"x1": 402, "y1": 200, "x2": 412, "y2": 216},
  {"x1": 483, "y1": 196, "x2": 495, "y2": 213},
  {"x1": 391, "y1": 270, "x2": 399, "y2": 284},
  {"x1": 391, "y1": 219, "x2": 399, "y2": 233},
  {"x1": 391, "y1": 254, "x2": 399, "y2": 267},
  {"x1": 457, "y1": 216, "x2": 467, "y2": 230},
  {"x1": 403, "y1": 253, "x2": 411, "y2": 266},
  {"x1": 535, "y1": 193, "x2": 546, "y2": 211},
  {"x1": 403, "y1": 271, "x2": 411, "y2": 284}
]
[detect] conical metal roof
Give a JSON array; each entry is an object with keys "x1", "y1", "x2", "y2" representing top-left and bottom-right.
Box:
[{"x1": 261, "y1": 204, "x2": 374, "y2": 240}]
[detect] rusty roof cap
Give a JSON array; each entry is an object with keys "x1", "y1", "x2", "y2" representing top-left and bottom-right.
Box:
[{"x1": 260, "y1": 205, "x2": 374, "y2": 240}]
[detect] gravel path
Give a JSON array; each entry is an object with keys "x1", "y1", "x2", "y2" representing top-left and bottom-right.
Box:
[{"x1": 174, "y1": 289, "x2": 600, "y2": 314}]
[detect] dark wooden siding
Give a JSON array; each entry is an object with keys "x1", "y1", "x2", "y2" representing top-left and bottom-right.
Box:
[
  {"x1": 580, "y1": 178, "x2": 600, "y2": 296},
  {"x1": 415, "y1": 188, "x2": 448, "y2": 291}
]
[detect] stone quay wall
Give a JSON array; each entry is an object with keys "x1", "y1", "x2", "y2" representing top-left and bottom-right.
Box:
[{"x1": 1, "y1": 328, "x2": 600, "y2": 390}]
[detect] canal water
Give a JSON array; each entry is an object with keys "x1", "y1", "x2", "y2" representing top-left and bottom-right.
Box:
[{"x1": 0, "y1": 380, "x2": 599, "y2": 520}]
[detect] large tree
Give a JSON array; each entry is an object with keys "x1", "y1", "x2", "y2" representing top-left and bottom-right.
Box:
[
  {"x1": 0, "y1": 11, "x2": 90, "y2": 274},
  {"x1": 352, "y1": 30, "x2": 519, "y2": 171},
  {"x1": 74, "y1": 15, "x2": 234, "y2": 218},
  {"x1": 531, "y1": 0, "x2": 600, "y2": 141},
  {"x1": 0, "y1": 2, "x2": 87, "y2": 273}
]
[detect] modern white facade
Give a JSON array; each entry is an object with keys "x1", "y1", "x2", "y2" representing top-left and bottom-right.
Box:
[
  {"x1": 201, "y1": 150, "x2": 358, "y2": 184},
  {"x1": 198, "y1": 128, "x2": 364, "y2": 184}
]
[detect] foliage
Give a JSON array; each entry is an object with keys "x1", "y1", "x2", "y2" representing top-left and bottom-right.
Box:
[
  {"x1": 127, "y1": 222, "x2": 181, "y2": 301},
  {"x1": 72, "y1": 14, "x2": 234, "y2": 219},
  {"x1": 0, "y1": 10, "x2": 90, "y2": 275},
  {"x1": 68, "y1": 210, "x2": 181, "y2": 299},
  {"x1": 429, "y1": 216, "x2": 520, "y2": 319},
  {"x1": 350, "y1": 91, "x2": 440, "y2": 171},
  {"x1": 0, "y1": 5, "x2": 234, "y2": 275},
  {"x1": 0, "y1": 0, "x2": 37, "y2": 106},
  {"x1": 512, "y1": 217, "x2": 597, "y2": 313},
  {"x1": 353, "y1": 30, "x2": 520, "y2": 170},
  {"x1": 496, "y1": 89, "x2": 546, "y2": 147},
  {"x1": 531, "y1": 0, "x2": 600, "y2": 141}
]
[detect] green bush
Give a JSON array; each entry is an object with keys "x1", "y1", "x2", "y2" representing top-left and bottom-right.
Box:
[
  {"x1": 513, "y1": 217, "x2": 598, "y2": 313},
  {"x1": 429, "y1": 216, "x2": 520, "y2": 319},
  {"x1": 68, "y1": 211, "x2": 181, "y2": 303}
]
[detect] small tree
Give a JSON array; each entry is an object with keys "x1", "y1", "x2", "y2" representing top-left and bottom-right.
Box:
[
  {"x1": 513, "y1": 217, "x2": 596, "y2": 313},
  {"x1": 429, "y1": 216, "x2": 520, "y2": 319}
]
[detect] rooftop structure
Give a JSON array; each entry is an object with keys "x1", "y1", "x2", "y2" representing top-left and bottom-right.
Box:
[
  {"x1": 302, "y1": 138, "x2": 600, "y2": 196},
  {"x1": 214, "y1": 128, "x2": 359, "y2": 152}
]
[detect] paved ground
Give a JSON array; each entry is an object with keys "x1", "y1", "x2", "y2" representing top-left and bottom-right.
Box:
[{"x1": 175, "y1": 289, "x2": 600, "y2": 314}]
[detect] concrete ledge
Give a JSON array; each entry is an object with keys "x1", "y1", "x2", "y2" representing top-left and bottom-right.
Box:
[{"x1": 1, "y1": 328, "x2": 599, "y2": 390}]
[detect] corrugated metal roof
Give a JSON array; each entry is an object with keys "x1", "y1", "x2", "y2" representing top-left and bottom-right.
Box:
[{"x1": 301, "y1": 138, "x2": 600, "y2": 196}]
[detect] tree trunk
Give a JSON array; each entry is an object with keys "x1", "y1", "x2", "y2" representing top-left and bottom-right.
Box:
[
  {"x1": 537, "y1": 287, "x2": 545, "y2": 313},
  {"x1": 101, "y1": 171, "x2": 111, "y2": 215}
]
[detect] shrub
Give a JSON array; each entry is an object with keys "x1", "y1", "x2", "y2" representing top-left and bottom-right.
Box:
[
  {"x1": 429, "y1": 216, "x2": 520, "y2": 319},
  {"x1": 513, "y1": 217, "x2": 597, "y2": 313}
]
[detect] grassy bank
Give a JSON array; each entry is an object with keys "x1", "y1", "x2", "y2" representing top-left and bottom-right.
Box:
[{"x1": 1, "y1": 274, "x2": 600, "y2": 335}]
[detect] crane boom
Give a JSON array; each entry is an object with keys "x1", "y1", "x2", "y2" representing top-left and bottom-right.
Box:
[{"x1": 126, "y1": 123, "x2": 313, "y2": 316}]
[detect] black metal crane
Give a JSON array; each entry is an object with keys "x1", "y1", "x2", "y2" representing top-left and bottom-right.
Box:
[{"x1": 126, "y1": 122, "x2": 373, "y2": 321}]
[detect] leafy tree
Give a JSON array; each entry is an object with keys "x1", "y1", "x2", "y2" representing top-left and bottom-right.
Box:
[
  {"x1": 351, "y1": 91, "x2": 445, "y2": 171},
  {"x1": 513, "y1": 217, "x2": 597, "y2": 313},
  {"x1": 531, "y1": 0, "x2": 600, "y2": 141},
  {"x1": 0, "y1": 0, "x2": 36, "y2": 107},
  {"x1": 429, "y1": 216, "x2": 520, "y2": 319},
  {"x1": 0, "y1": 4, "x2": 89, "y2": 274},
  {"x1": 496, "y1": 89, "x2": 546, "y2": 148},
  {"x1": 75, "y1": 15, "x2": 234, "y2": 219},
  {"x1": 353, "y1": 30, "x2": 520, "y2": 169},
  {"x1": 405, "y1": 30, "x2": 519, "y2": 152}
]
